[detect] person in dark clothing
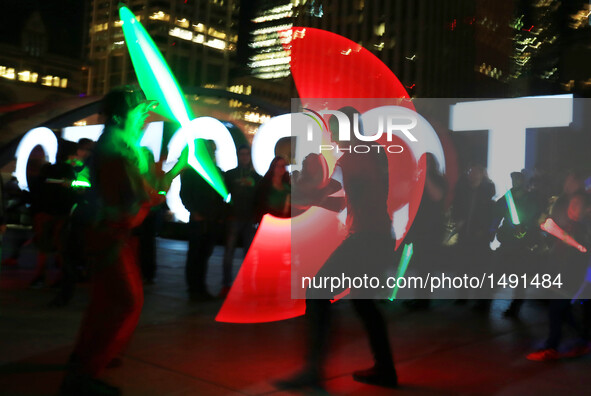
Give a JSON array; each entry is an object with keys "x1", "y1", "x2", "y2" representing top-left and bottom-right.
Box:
[
  {"x1": 276, "y1": 107, "x2": 397, "y2": 391},
  {"x1": 29, "y1": 142, "x2": 79, "y2": 288},
  {"x1": 403, "y1": 153, "x2": 447, "y2": 308},
  {"x1": 50, "y1": 139, "x2": 97, "y2": 307},
  {"x1": 60, "y1": 86, "x2": 186, "y2": 396},
  {"x1": 180, "y1": 139, "x2": 225, "y2": 301},
  {"x1": 452, "y1": 163, "x2": 495, "y2": 308},
  {"x1": 527, "y1": 192, "x2": 591, "y2": 361},
  {"x1": 255, "y1": 156, "x2": 291, "y2": 221},
  {"x1": 220, "y1": 145, "x2": 261, "y2": 297},
  {"x1": 491, "y1": 171, "x2": 540, "y2": 317},
  {"x1": 136, "y1": 148, "x2": 162, "y2": 285},
  {"x1": 1, "y1": 177, "x2": 28, "y2": 267}
]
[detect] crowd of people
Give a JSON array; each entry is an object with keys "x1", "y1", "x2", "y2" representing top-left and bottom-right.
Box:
[{"x1": 3, "y1": 87, "x2": 591, "y2": 395}]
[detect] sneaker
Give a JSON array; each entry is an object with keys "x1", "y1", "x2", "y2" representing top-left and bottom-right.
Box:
[
  {"x1": 273, "y1": 369, "x2": 323, "y2": 391},
  {"x1": 526, "y1": 348, "x2": 560, "y2": 361},
  {"x1": 59, "y1": 373, "x2": 121, "y2": 396},
  {"x1": 353, "y1": 366, "x2": 398, "y2": 388}
]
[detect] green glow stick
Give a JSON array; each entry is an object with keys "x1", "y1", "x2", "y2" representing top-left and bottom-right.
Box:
[
  {"x1": 505, "y1": 190, "x2": 520, "y2": 225},
  {"x1": 71, "y1": 180, "x2": 91, "y2": 188},
  {"x1": 389, "y1": 243, "x2": 414, "y2": 301},
  {"x1": 158, "y1": 191, "x2": 166, "y2": 195},
  {"x1": 119, "y1": 6, "x2": 228, "y2": 200}
]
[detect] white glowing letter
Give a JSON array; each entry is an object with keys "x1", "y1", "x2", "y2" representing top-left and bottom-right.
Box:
[
  {"x1": 450, "y1": 95, "x2": 573, "y2": 197},
  {"x1": 15, "y1": 127, "x2": 58, "y2": 190}
]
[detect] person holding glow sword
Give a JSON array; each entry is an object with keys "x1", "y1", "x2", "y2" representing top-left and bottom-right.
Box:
[{"x1": 60, "y1": 86, "x2": 189, "y2": 396}]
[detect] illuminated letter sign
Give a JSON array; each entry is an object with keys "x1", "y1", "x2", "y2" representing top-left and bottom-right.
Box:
[
  {"x1": 450, "y1": 95, "x2": 573, "y2": 197},
  {"x1": 15, "y1": 127, "x2": 58, "y2": 190}
]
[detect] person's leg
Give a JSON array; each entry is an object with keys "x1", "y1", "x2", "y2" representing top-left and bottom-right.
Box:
[
  {"x1": 241, "y1": 221, "x2": 257, "y2": 253},
  {"x1": 51, "y1": 253, "x2": 76, "y2": 306},
  {"x1": 63, "y1": 238, "x2": 143, "y2": 396},
  {"x1": 582, "y1": 299, "x2": 591, "y2": 341},
  {"x1": 191, "y1": 221, "x2": 217, "y2": 298},
  {"x1": 349, "y1": 299, "x2": 397, "y2": 387},
  {"x1": 30, "y1": 252, "x2": 47, "y2": 286},
  {"x1": 274, "y1": 238, "x2": 355, "y2": 390},
  {"x1": 351, "y1": 299, "x2": 395, "y2": 371},
  {"x1": 546, "y1": 299, "x2": 569, "y2": 350},
  {"x1": 139, "y1": 212, "x2": 157, "y2": 282},
  {"x1": 222, "y1": 221, "x2": 239, "y2": 288},
  {"x1": 185, "y1": 220, "x2": 202, "y2": 295},
  {"x1": 274, "y1": 299, "x2": 331, "y2": 390},
  {"x1": 305, "y1": 299, "x2": 332, "y2": 376}
]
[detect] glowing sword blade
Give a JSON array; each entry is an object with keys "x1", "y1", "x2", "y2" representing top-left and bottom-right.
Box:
[
  {"x1": 505, "y1": 190, "x2": 520, "y2": 225},
  {"x1": 389, "y1": 243, "x2": 414, "y2": 301},
  {"x1": 119, "y1": 6, "x2": 228, "y2": 200}
]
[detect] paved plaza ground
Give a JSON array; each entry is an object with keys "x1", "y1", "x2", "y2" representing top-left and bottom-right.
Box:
[{"x1": 1, "y1": 233, "x2": 590, "y2": 395}]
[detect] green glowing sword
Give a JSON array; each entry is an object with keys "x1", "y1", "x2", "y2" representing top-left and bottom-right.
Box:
[
  {"x1": 505, "y1": 189, "x2": 520, "y2": 225},
  {"x1": 389, "y1": 243, "x2": 413, "y2": 301},
  {"x1": 119, "y1": 6, "x2": 228, "y2": 200}
]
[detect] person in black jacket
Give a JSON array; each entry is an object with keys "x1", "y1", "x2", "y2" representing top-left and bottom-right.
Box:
[
  {"x1": 180, "y1": 139, "x2": 225, "y2": 301},
  {"x1": 491, "y1": 171, "x2": 540, "y2": 317},
  {"x1": 452, "y1": 163, "x2": 495, "y2": 308},
  {"x1": 276, "y1": 107, "x2": 397, "y2": 391},
  {"x1": 527, "y1": 192, "x2": 591, "y2": 361},
  {"x1": 220, "y1": 145, "x2": 261, "y2": 297}
]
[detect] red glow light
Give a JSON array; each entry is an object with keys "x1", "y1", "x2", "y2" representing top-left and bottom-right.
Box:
[
  {"x1": 217, "y1": 27, "x2": 428, "y2": 323},
  {"x1": 541, "y1": 218, "x2": 587, "y2": 253}
]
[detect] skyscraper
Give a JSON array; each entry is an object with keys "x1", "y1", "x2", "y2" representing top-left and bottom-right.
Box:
[
  {"x1": 0, "y1": 0, "x2": 87, "y2": 104},
  {"x1": 86, "y1": 0, "x2": 239, "y2": 95}
]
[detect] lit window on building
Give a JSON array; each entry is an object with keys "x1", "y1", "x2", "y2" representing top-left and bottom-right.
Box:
[
  {"x1": 252, "y1": 51, "x2": 290, "y2": 61},
  {"x1": 244, "y1": 112, "x2": 270, "y2": 124},
  {"x1": 208, "y1": 27, "x2": 227, "y2": 40},
  {"x1": 176, "y1": 18, "x2": 190, "y2": 28},
  {"x1": 228, "y1": 85, "x2": 253, "y2": 95},
  {"x1": 61, "y1": 78, "x2": 68, "y2": 88},
  {"x1": 53, "y1": 76, "x2": 61, "y2": 87},
  {"x1": 569, "y1": 6, "x2": 591, "y2": 29},
  {"x1": 249, "y1": 56, "x2": 291, "y2": 68},
  {"x1": 193, "y1": 23, "x2": 205, "y2": 32},
  {"x1": 16, "y1": 70, "x2": 26, "y2": 81},
  {"x1": 0, "y1": 67, "x2": 16, "y2": 80},
  {"x1": 112, "y1": 40, "x2": 125, "y2": 50},
  {"x1": 169, "y1": 27, "x2": 193, "y2": 41},
  {"x1": 374, "y1": 22, "x2": 385, "y2": 36},
  {"x1": 42, "y1": 75, "x2": 53, "y2": 86},
  {"x1": 204, "y1": 38, "x2": 226, "y2": 50},
  {"x1": 17, "y1": 70, "x2": 31, "y2": 82},
  {"x1": 93, "y1": 23, "x2": 108, "y2": 33},
  {"x1": 149, "y1": 11, "x2": 170, "y2": 22}
]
